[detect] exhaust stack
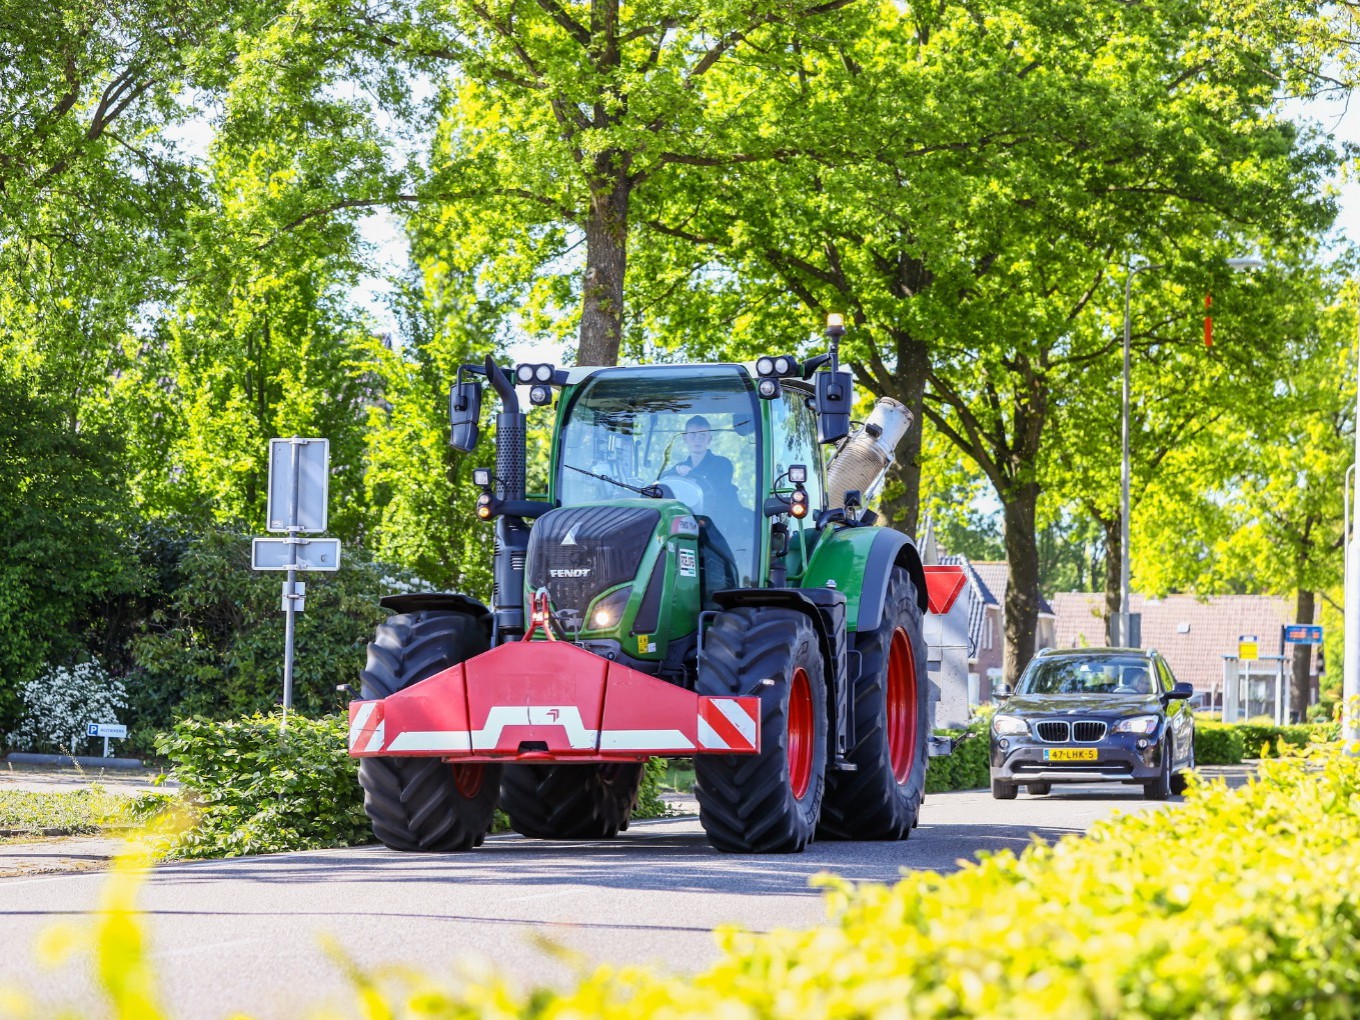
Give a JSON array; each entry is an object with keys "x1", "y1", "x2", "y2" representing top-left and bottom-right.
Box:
[{"x1": 826, "y1": 397, "x2": 913, "y2": 509}]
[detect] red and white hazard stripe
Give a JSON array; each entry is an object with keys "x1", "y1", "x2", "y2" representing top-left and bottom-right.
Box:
[
  {"x1": 697, "y1": 697, "x2": 759, "y2": 751},
  {"x1": 348, "y1": 701, "x2": 386, "y2": 754}
]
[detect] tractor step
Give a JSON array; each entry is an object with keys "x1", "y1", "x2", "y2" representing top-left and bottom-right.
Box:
[
  {"x1": 928, "y1": 734, "x2": 955, "y2": 757},
  {"x1": 349, "y1": 639, "x2": 761, "y2": 762}
]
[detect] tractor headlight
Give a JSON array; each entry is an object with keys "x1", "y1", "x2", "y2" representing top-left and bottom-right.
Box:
[
  {"x1": 1113, "y1": 715, "x2": 1160, "y2": 735},
  {"x1": 992, "y1": 715, "x2": 1028, "y2": 736},
  {"x1": 590, "y1": 586, "x2": 632, "y2": 629},
  {"x1": 756, "y1": 356, "x2": 776, "y2": 377}
]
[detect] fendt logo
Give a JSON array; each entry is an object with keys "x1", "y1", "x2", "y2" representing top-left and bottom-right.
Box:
[
  {"x1": 561, "y1": 523, "x2": 581, "y2": 546},
  {"x1": 550, "y1": 568, "x2": 591, "y2": 578}
]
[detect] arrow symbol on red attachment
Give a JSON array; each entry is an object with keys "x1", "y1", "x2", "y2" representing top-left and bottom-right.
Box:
[{"x1": 547, "y1": 709, "x2": 560, "y2": 722}]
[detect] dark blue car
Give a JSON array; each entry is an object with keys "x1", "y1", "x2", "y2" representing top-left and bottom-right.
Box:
[{"x1": 989, "y1": 648, "x2": 1196, "y2": 800}]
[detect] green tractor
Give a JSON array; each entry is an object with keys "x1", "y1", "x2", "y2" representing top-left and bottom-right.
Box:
[{"x1": 348, "y1": 319, "x2": 963, "y2": 853}]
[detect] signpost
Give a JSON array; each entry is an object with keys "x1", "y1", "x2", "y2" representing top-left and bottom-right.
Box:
[
  {"x1": 253, "y1": 438, "x2": 338, "y2": 729},
  {"x1": 87, "y1": 722, "x2": 127, "y2": 758},
  {"x1": 1238, "y1": 635, "x2": 1259, "y2": 662}
]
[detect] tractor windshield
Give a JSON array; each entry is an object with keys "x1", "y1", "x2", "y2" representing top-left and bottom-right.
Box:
[{"x1": 555, "y1": 366, "x2": 762, "y2": 589}]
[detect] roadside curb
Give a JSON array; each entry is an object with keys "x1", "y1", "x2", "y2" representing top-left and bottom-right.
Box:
[{"x1": 5, "y1": 752, "x2": 146, "y2": 770}]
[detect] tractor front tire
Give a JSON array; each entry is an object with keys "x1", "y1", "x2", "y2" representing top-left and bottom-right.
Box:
[
  {"x1": 818, "y1": 565, "x2": 930, "y2": 841},
  {"x1": 694, "y1": 607, "x2": 827, "y2": 853},
  {"x1": 357, "y1": 610, "x2": 502, "y2": 852},
  {"x1": 500, "y1": 763, "x2": 644, "y2": 839}
]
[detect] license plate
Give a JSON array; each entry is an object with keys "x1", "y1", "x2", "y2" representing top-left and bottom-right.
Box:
[{"x1": 1044, "y1": 748, "x2": 1097, "y2": 762}]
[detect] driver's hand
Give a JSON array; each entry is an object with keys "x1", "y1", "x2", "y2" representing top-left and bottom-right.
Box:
[{"x1": 676, "y1": 465, "x2": 691, "y2": 476}]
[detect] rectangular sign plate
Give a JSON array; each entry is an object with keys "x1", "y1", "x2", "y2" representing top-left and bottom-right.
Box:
[
  {"x1": 266, "y1": 438, "x2": 330, "y2": 533},
  {"x1": 87, "y1": 723, "x2": 127, "y2": 738},
  {"x1": 1283, "y1": 624, "x2": 1323, "y2": 645},
  {"x1": 1044, "y1": 748, "x2": 1097, "y2": 762},
  {"x1": 252, "y1": 537, "x2": 342, "y2": 571}
]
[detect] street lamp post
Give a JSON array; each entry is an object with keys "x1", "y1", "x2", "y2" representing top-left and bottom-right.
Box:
[
  {"x1": 1345, "y1": 298, "x2": 1360, "y2": 749},
  {"x1": 1119, "y1": 256, "x2": 1265, "y2": 648}
]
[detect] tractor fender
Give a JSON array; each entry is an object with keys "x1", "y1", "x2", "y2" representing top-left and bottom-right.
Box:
[
  {"x1": 802, "y1": 526, "x2": 928, "y2": 632},
  {"x1": 709, "y1": 587, "x2": 853, "y2": 766},
  {"x1": 378, "y1": 592, "x2": 491, "y2": 621}
]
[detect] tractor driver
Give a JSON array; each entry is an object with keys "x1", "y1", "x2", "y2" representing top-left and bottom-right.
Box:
[
  {"x1": 665, "y1": 415, "x2": 736, "y2": 498},
  {"x1": 665, "y1": 414, "x2": 743, "y2": 593}
]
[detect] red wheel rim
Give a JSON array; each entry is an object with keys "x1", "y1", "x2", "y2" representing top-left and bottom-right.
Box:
[
  {"x1": 452, "y1": 764, "x2": 484, "y2": 798},
  {"x1": 887, "y1": 628, "x2": 919, "y2": 784},
  {"x1": 787, "y1": 667, "x2": 814, "y2": 800}
]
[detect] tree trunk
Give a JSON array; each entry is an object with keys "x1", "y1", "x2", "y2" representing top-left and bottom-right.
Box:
[
  {"x1": 1002, "y1": 481, "x2": 1042, "y2": 684},
  {"x1": 1099, "y1": 513, "x2": 1120, "y2": 645},
  {"x1": 577, "y1": 165, "x2": 631, "y2": 367},
  {"x1": 1291, "y1": 588, "x2": 1315, "y2": 722}
]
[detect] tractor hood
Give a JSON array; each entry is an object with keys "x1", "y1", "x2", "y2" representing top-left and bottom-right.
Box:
[{"x1": 524, "y1": 499, "x2": 700, "y2": 657}]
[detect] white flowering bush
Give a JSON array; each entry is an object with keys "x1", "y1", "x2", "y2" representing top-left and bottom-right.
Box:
[{"x1": 8, "y1": 660, "x2": 128, "y2": 755}]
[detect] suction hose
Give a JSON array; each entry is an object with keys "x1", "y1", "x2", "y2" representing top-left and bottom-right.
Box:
[{"x1": 826, "y1": 397, "x2": 914, "y2": 509}]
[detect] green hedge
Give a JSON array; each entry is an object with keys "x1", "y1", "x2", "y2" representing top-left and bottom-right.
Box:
[
  {"x1": 925, "y1": 722, "x2": 990, "y2": 792},
  {"x1": 154, "y1": 713, "x2": 372, "y2": 859},
  {"x1": 151, "y1": 713, "x2": 670, "y2": 859},
  {"x1": 1193, "y1": 721, "x2": 1247, "y2": 765},
  {"x1": 1235, "y1": 722, "x2": 1336, "y2": 759}
]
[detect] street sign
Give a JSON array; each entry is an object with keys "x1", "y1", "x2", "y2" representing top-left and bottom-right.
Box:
[
  {"x1": 86, "y1": 723, "x2": 127, "y2": 738},
  {"x1": 1238, "y1": 635, "x2": 1259, "y2": 661},
  {"x1": 1284, "y1": 623, "x2": 1324, "y2": 645},
  {"x1": 282, "y1": 581, "x2": 306, "y2": 613},
  {"x1": 251, "y1": 537, "x2": 341, "y2": 571},
  {"x1": 266, "y1": 438, "x2": 329, "y2": 533}
]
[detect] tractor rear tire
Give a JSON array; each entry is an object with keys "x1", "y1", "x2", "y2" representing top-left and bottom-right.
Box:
[
  {"x1": 694, "y1": 607, "x2": 827, "y2": 853},
  {"x1": 500, "y1": 763, "x2": 644, "y2": 839},
  {"x1": 818, "y1": 565, "x2": 930, "y2": 841},
  {"x1": 357, "y1": 610, "x2": 502, "y2": 852}
]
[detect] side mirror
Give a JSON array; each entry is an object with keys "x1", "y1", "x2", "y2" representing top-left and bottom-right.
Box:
[
  {"x1": 815, "y1": 370, "x2": 853, "y2": 444},
  {"x1": 1166, "y1": 681, "x2": 1195, "y2": 701},
  {"x1": 994, "y1": 682, "x2": 1013, "y2": 700},
  {"x1": 449, "y1": 380, "x2": 483, "y2": 452}
]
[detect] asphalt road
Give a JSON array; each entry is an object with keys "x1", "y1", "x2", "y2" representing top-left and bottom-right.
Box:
[{"x1": 0, "y1": 777, "x2": 1227, "y2": 1020}]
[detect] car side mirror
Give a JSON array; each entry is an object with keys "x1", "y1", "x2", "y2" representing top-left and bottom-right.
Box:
[
  {"x1": 449, "y1": 380, "x2": 483, "y2": 452},
  {"x1": 1166, "y1": 681, "x2": 1194, "y2": 702},
  {"x1": 994, "y1": 682, "x2": 1012, "y2": 700}
]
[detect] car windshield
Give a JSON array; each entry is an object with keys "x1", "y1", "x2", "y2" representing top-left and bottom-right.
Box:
[
  {"x1": 554, "y1": 365, "x2": 761, "y2": 588},
  {"x1": 1017, "y1": 655, "x2": 1157, "y2": 695}
]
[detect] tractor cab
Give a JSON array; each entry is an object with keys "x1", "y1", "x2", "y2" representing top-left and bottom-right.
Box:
[{"x1": 553, "y1": 364, "x2": 775, "y2": 596}]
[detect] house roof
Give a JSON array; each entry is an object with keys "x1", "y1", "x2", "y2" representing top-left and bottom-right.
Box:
[
  {"x1": 941, "y1": 554, "x2": 986, "y2": 658},
  {"x1": 970, "y1": 561, "x2": 1055, "y2": 617},
  {"x1": 1050, "y1": 592, "x2": 1315, "y2": 689}
]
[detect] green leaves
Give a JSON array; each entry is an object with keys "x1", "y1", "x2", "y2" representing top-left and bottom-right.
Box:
[{"x1": 153, "y1": 712, "x2": 372, "y2": 858}]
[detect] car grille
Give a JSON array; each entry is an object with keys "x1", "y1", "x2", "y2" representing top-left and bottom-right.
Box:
[
  {"x1": 1072, "y1": 721, "x2": 1107, "y2": 742},
  {"x1": 1034, "y1": 720, "x2": 1108, "y2": 743}
]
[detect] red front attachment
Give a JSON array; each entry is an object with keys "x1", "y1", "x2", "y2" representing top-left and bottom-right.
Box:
[{"x1": 348, "y1": 640, "x2": 761, "y2": 763}]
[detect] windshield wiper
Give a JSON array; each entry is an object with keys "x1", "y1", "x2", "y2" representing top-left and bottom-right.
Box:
[{"x1": 564, "y1": 463, "x2": 663, "y2": 499}]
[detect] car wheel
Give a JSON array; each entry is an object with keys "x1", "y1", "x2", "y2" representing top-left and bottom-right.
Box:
[
  {"x1": 1027, "y1": 782, "x2": 1051, "y2": 796},
  {"x1": 1170, "y1": 739, "x2": 1194, "y2": 796},
  {"x1": 991, "y1": 778, "x2": 1017, "y2": 800},
  {"x1": 1143, "y1": 741, "x2": 1173, "y2": 801}
]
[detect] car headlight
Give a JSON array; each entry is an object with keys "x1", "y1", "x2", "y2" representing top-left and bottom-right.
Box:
[
  {"x1": 1113, "y1": 715, "x2": 1160, "y2": 735},
  {"x1": 992, "y1": 715, "x2": 1028, "y2": 736}
]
